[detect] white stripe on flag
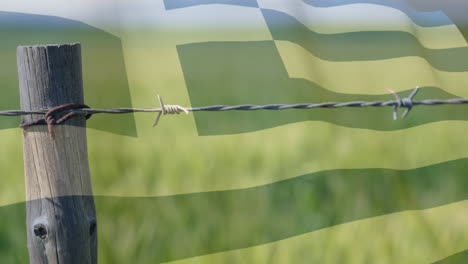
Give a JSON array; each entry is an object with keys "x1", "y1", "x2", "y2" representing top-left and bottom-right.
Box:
[
  {"x1": 257, "y1": 0, "x2": 467, "y2": 49},
  {"x1": 0, "y1": 0, "x2": 121, "y2": 35},
  {"x1": 276, "y1": 40, "x2": 468, "y2": 95},
  {"x1": 121, "y1": 2, "x2": 267, "y2": 28}
]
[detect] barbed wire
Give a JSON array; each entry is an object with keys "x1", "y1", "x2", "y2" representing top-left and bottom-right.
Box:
[{"x1": 1, "y1": 87, "x2": 468, "y2": 127}]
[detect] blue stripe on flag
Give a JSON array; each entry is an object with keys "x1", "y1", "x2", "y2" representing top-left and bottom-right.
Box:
[
  {"x1": 432, "y1": 250, "x2": 468, "y2": 264},
  {"x1": 0, "y1": 11, "x2": 136, "y2": 135},
  {"x1": 3, "y1": 157, "x2": 467, "y2": 262},
  {"x1": 178, "y1": 41, "x2": 468, "y2": 135},
  {"x1": 303, "y1": 0, "x2": 453, "y2": 27},
  {"x1": 261, "y1": 9, "x2": 468, "y2": 72},
  {"x1": 163, "y1": 0, "x2": 259, "y2": 10}
]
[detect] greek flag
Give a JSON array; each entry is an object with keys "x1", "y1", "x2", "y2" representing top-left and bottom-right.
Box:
[{"x1": 1, "y1": 0, "x2": 468, "y2": 263}]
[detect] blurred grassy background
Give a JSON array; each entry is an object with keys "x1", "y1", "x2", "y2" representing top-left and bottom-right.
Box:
[{"x1": 0, "y1": 19, "x2": 468, "y2": 264}]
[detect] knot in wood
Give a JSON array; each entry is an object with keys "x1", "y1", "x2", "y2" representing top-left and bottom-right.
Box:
[{"x1": 33, "y1": 224, "x2": 48, "y2": 240}]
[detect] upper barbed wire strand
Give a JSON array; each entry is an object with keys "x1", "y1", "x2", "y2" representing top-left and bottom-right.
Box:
[{"x1": 1, "y1": 88, "x2": 468, "y2": 125}]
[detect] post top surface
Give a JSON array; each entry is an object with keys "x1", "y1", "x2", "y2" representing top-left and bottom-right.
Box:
[{"x1": 17, "y1": 42, "x2": 81, "y2": 50}]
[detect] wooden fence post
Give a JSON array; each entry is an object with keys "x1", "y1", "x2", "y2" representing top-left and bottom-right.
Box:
[{"x1": 17, "y1": 43, "x2": 97, "y2": 264}]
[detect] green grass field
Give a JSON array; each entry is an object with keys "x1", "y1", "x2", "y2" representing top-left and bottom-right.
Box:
[{"x1": 1, "y1": 22, "x2": 468, "y2": 263}]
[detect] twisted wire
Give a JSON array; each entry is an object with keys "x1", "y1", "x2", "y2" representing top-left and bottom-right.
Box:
[{"x1": 1, "y1": 88, "x2": 468, "y2": 126}]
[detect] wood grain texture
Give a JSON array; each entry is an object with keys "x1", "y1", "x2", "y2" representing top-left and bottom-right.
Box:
[{"x1": 17, "y1": 43, "x2": 97, "y2": 264}]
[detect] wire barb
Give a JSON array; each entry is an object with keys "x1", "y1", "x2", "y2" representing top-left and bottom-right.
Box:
[
  {"x1": 153, "y1": 95, "x2": 189, "y2": 127},
  {"x1": 388, "y1": 86, "x2": 420, "y2": 120},
  {"x1": 1, "y1": 87, "x2": 468, "y2": 128}
]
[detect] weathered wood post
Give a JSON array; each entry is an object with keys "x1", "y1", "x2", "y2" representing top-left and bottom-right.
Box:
[{"x1": 17, "y1": 43, "x2": 97, "y2": 263}]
